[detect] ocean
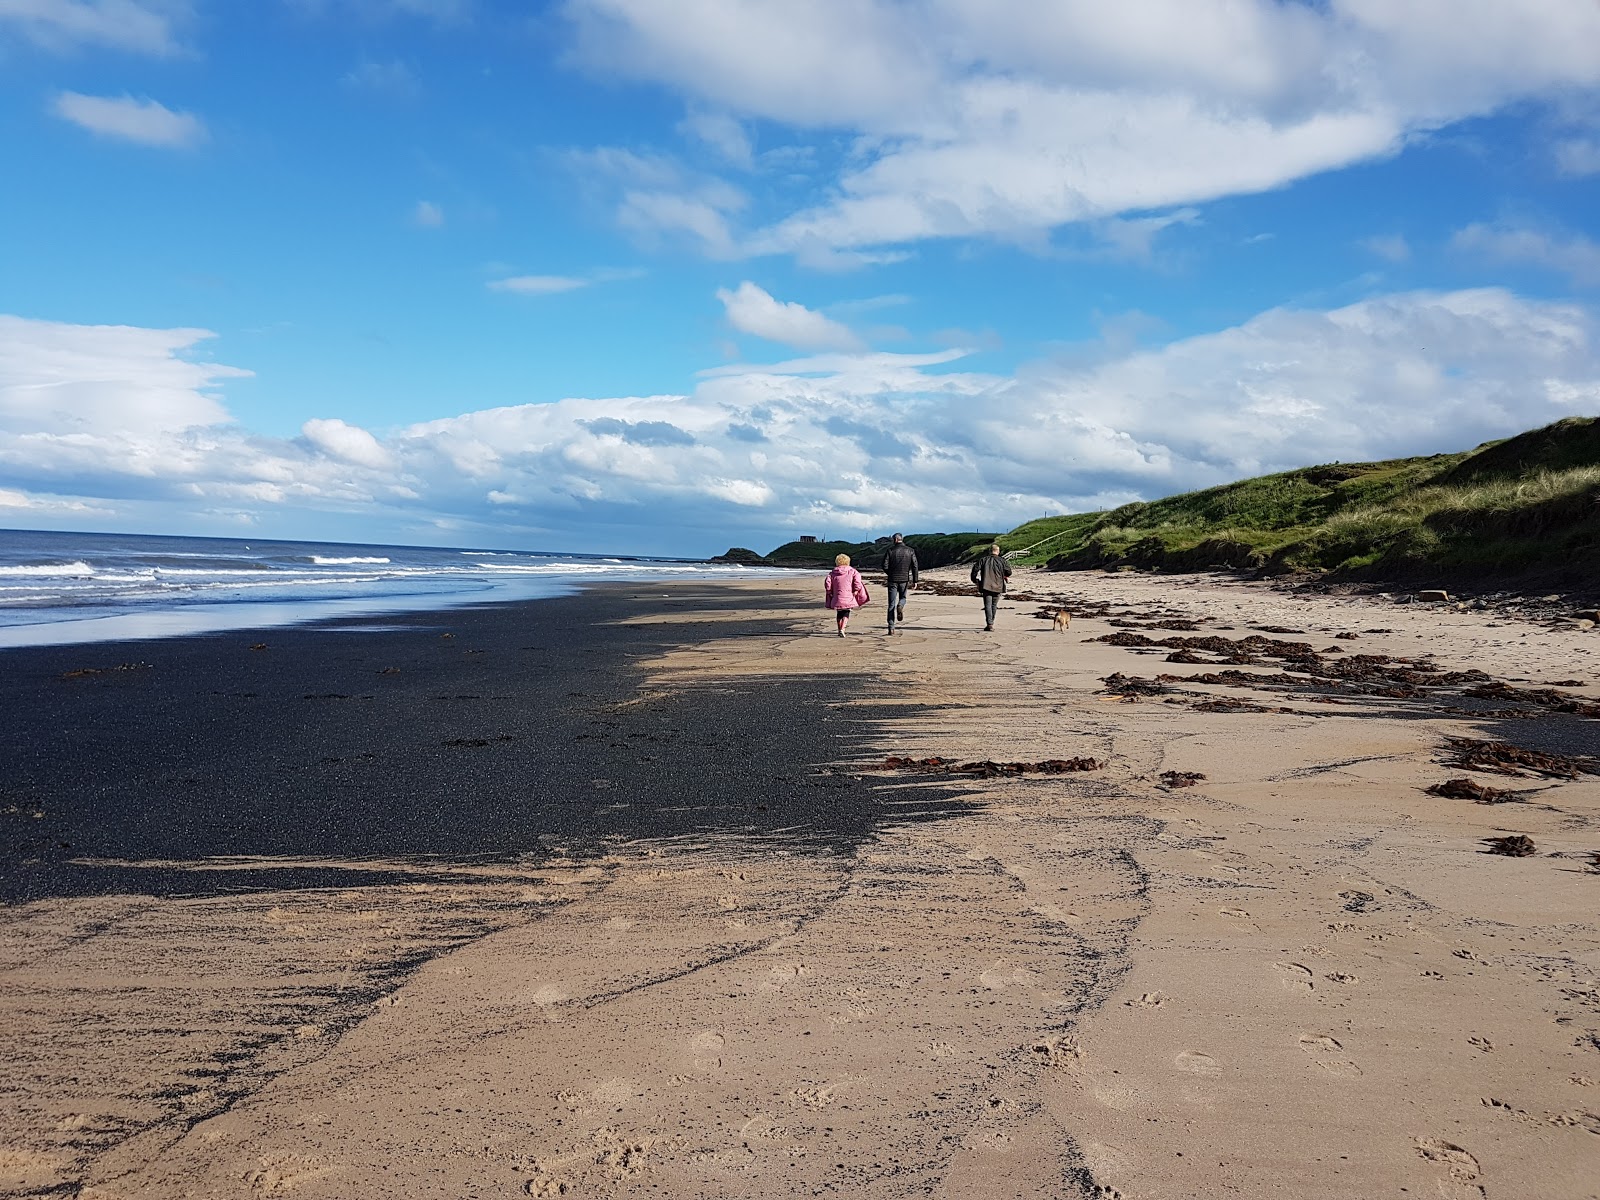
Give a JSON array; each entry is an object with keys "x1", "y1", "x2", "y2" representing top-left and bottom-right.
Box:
[{"x1": 0, "y1": 528, "x2": 778, "y2": 648}]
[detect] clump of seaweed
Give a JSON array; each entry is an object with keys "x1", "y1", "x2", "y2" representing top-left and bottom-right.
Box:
[
  {"x1": 1463, "y1": 681, "x2": 1600, "y2": 717},
  {"x1": 1482, "y1": 834, "x2": 1537, "y2": 857},
  {"x1": 1159, "y1": 771, "x2": 1206, "y2": 788},
  {"x1": 1426, "y1": 777, "x2": 1527, "y2": 804},
  {"x1": 1442, "y1": 737, "x2": 1600, "y2": 779},
  {"x1": 1100, "y1": 673, "x2": 1169, "y2": 697}
]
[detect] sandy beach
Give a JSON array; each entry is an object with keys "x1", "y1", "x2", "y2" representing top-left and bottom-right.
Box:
[{"x1": 2, "y1": 571, "x2": 1598, "y2": 1199}]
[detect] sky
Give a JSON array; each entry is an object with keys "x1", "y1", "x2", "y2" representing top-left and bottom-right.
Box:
[{"x1": 2, "y1": 0, "x2": 1599, "y2": 557}]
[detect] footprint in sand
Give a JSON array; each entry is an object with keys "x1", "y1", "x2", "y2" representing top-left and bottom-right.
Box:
[
  {"x1": 1031, "y1": 1034, "x2": 1083, "y2": 1068},
  {"x1": 1413, "y1": 1138, "x2": 1482, "y2": 1193},
  {"x1": 242, "y1": 1154, "x2": 337, "y2": 1195},
  {"x1": 981, "y1": 964, "x2": 1037, "y2": 991},
  {"x1": 525, "y1": 1173, "x2": 571, "y2": 1196},
  {"x1": 1274, "y1": 962, "x2": 1316, "y2": 993},
  {"x1": 1298, "y1": 1033, "x2": 1362, "y2": 1077},
  {"x1": 1174, "y1": 1050, "x2": 1221, "y2": 1076},
  {"x1": 1468, "y1": 1036, "x2": 1495, "y2": 1053},
  {"x1": 689, "y1": 1030, "x2": 726, "y2": 1070},
  {"x1": 1125, "y1": 991, "x2": 1167, "y2": 1008},
  {"x1": 1219, "y1": 907, "x2": 1250, "y2": 918}
]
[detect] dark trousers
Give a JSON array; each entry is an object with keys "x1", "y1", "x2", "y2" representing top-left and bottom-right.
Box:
[
  {"x1": 887, "y1": 581, "x2": 910, "y2": 626},
  {"x1": 982, "y1": 592, "x2": 999, "y2": 627}
]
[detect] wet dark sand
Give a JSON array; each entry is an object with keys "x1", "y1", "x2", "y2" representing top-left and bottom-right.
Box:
[{"x1": 0, "y1": 584, "x2": 969, "y2": 903}]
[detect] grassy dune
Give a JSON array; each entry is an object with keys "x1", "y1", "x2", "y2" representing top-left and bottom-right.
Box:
[{"x1": 1026, "y1": 417, "x2": 1600, "y2": 582}]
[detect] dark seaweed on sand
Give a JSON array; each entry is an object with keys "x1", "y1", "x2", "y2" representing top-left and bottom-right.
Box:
[
  {"x1": 1426, "y1": 777, "x2": 1528, "y2": 804},
  {"x1": 1482, "y1": 834, "x2": 1537, "y2": 857},
  {"x1": 1442, "y1": 737, "x2": 1600, "y2": 779}
]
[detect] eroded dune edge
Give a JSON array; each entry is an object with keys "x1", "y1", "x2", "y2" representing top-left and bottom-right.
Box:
[{"x1": 3, "y1": 572, "x2": 1598, "y2": 1199}]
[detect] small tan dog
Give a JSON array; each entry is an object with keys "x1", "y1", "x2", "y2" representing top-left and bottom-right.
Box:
[{"x1": 1051, "y1": 608, "x2": 1071, "y2": 632}]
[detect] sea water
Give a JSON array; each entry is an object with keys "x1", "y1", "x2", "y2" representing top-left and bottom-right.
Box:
[{"x1": 0, "y1": 528, "x2": 778, "y2": 648}]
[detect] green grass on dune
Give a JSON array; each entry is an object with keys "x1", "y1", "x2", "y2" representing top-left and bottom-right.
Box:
[{"x1": 1028, "y1": 416, "x2": 1600, "y2": 584}]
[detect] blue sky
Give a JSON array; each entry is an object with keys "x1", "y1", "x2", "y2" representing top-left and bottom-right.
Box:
[{"x1": 2, "y1": 0, "x2": 1599, "y2": 556}]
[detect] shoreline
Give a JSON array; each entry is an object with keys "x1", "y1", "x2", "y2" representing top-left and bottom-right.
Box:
[{"x1": 2, "y1": 574, "x2": 1597, "y2": 1198}]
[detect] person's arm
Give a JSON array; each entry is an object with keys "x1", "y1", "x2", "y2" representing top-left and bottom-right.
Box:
[
  {"x1": 1002, "y1": 559, "x2": 1012, "y2": 579},
  {"x1": 909, "y1": 549, "x2": 919, "y2": 585}
]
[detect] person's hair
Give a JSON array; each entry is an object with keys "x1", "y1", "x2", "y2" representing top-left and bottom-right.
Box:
[
  {"x1": 892, "y1": 532, "x2": 904, "y2": 542},
  {"x1": 834, "y1": 553, "x2": 850, "y2": 566},
  {"x1": 990, "y1": 543, "x2": 1002, "y2": 553}
]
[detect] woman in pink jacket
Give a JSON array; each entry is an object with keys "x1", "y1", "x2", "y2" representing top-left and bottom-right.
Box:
[{"x1": 823, "y1": 553, "x2": 870, "y2": 636}]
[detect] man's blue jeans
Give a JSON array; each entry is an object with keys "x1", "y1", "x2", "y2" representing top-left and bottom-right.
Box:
[
  {"x1": 887, "y1": 581, "x2": 910, "y2": 628},
  {"x1": 982, "y1": 592, "x2": 999, "y2": 627}
]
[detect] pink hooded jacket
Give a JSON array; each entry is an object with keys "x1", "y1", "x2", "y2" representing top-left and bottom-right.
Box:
[{"x1": 824, "y1": 565, "x2": 869, "y2": 610}]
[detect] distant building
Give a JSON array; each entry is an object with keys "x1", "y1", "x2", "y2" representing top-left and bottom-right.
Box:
[{"x1": 798, "y1": 535, "x2": 819, "y2": 543}]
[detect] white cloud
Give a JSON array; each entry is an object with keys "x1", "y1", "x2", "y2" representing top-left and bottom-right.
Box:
[
  {"x1": 1452, "y1": 222, "x2": 1600, "y2": 287},
  {"x1": 0, "y1": 486, "x2": 111, "y2": 516},
  {"x1": 3, "y1": 289, "x2": 1597, "y2": 547},
  {"x1": 52, "y1": 91, "x2": 205, "y2": 148},
  {"x1": 563, "y1": 0, "x2": 1600, "y2": 260},
  {"x1": 1360, "y1": 234, "x2": 1412, "y2": 263},
  {"x1": 301, "y1": 417, "x2": 393, "y2": 470},
  {"x1": 716, "y1": 281, "x2": 865, "y2": 351},
  {"x1": 412, "y1": 199, "x2": 444, "y2": 227},
  {"x1": 0, "y1": 0, "x2": 181, "y2": 54},
  {"x1": 488, "y1": 275, "x2": 588, "y2": 295}
]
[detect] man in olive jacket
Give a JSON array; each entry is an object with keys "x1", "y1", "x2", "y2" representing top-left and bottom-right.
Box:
[
  {"x1": 883, "y1": 533, "x2": 919, "y2": 634},
  {"x1": 969, "y1": 543, "x2": 1012, "y2": 631}
]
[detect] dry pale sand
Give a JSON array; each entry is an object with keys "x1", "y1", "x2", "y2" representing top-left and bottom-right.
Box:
[{"x1": 4, "y1": 570, "x2": 1599, "y2": 1199}]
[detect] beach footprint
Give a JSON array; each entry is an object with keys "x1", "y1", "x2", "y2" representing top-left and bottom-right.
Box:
[
  {"x1": 1174, "y1": 1050, "x2": 1222, "y2": 1077},
  {"x1": 1274, "y1": 962, "x2": 1316, "y2": 994},
  {"x1": 1413, "y1": 1138, "x2": 1484, "y2": 1198},
  {"x1": 1298, "y1": 1033, "x2": 1362, "y2": 1078},
  {"x1": 689, "y1": 1029, "x2": 726, "y2": 1071},
  {"x1": 1030, "y1": 1034, "x2": 1083, "y2": 1069}
]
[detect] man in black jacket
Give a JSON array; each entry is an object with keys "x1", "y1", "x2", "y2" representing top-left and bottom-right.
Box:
[
  {"x1": 969, "y1": 543, "x2": 1012, "y2": 631},
  {"x1": 883, "y1": 533, "x2": 919, "y2": 634}
]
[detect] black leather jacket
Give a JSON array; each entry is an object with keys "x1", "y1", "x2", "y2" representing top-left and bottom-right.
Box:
[{"x1": 884, "y1": 543, "x2": 919, "y2": 584}]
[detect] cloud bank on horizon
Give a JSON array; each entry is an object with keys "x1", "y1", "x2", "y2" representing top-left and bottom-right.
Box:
[{"x1": 0, "y1": 1, "x2": 1598, "y2": 553}]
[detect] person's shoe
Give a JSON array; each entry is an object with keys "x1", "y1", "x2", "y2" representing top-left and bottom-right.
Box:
[
  {"x1": 896, "y1": 605, "x2": 905, "y2": 621},
  {"x1": 984, "y1": 624, "x2": 994, "y2": 631}
]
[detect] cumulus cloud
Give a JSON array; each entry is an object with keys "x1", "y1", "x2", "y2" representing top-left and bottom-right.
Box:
[
  {"x1": 716, "y1": 281, "x2": 865, "y2": 351},
  {"x1": 301, "y1": 417, "x2": 394, "y2": 470},
  {"x1": 52, "y1": 91, "x2": 205, "y2": 148},
  {"x1": 1453, "y1": 222, "x2": 1600, "y2": 287},
  {"x1": 0, "y1": 0, "x2": 181, "y2": 54},
  {"x1": 563, "y1": 0, "x2": 1600, "y2": 259},
  {"x1": 3, "y1": 289, "x2": 1597, "y2": 548}
]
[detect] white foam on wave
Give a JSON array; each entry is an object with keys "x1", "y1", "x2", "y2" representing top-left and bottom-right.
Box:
[
  {"x1": 311, "y1": 555, "x2": 391, "y2": 565},
  {"x1": 0, "y1": 561, "x2": 95, "y2": 577}
]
